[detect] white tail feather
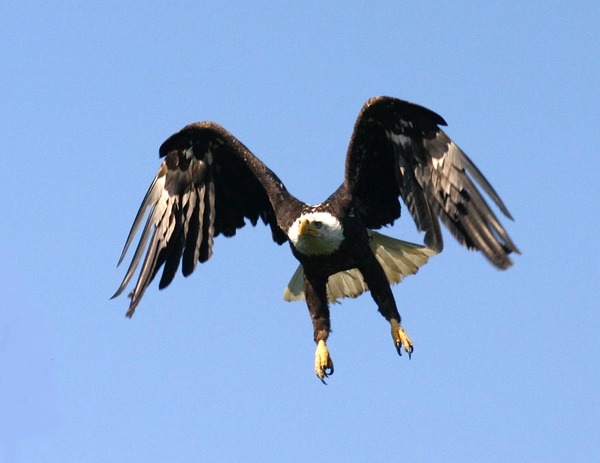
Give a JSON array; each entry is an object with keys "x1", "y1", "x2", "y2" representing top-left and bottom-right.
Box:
[{"x1": 283, "y1": 231, "x2": 437, "y2": 303}]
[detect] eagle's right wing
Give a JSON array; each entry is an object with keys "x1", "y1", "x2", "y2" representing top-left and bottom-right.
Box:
[{"x1": 113, "y1": 122, "x2": 302, "y2": 316}]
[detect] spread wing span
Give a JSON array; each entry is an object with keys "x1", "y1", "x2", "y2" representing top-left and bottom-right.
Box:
[
  {"x1": 113, "y1": 122, "x2": 299, "y2": 316},
  {"x1": 345, "y1": 96, "x2": 519, "y2": 269}
]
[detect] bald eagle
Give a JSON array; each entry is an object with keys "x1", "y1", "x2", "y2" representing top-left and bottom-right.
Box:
[{"x1": 113, "y1": 96, "x2": 518, "y2": 382}]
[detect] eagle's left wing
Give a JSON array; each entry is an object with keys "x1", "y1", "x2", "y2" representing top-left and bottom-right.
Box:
[{"x1": 344, "y1": 96, "x2": 519, "y2": 269}]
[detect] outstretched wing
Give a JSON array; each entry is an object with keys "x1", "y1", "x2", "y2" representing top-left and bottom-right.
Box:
[
  {"x1": 344, "y1": 96, "x2": 519, "y2": 269},
  {"x1": 113, "y1": 122, "x2": 302, "y2": 316}
]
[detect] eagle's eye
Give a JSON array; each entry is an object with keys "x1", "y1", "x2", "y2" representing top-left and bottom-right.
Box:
[{"x1": 314, "y1": 221, "x2": 322, "y2": 229}]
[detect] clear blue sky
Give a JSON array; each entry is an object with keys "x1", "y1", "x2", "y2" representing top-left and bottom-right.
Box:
[{"x1": 1, "y1": 2, "x2": 599, "y2": 462}]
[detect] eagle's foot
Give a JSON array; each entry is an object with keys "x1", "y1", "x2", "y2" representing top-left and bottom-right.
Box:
[
  {"x1": 314, "y1": 339, "x2": 334, "y2": 383},
  {"x1": 390, "y1": 319, "x2": 413, "y2": 359}
]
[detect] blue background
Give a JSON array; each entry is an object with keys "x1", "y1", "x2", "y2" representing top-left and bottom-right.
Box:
[{"x1": 1, "y1": 2, "x2": 598, "y2": 462}]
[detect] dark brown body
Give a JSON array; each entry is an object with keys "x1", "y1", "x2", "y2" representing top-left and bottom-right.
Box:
[{"x1": 289, "y1": 188, "x2": 403, "y2": 346}]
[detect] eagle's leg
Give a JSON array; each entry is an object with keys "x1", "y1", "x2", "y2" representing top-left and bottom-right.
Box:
[
  {"x1": 359, "y1": 252, "x2": 413, "y2": 358},
  {"x1": 304, "y1": 274, "x2": 333, "y2": 382}
]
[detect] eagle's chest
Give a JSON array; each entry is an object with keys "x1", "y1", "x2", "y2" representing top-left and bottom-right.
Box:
[{"x1": 291, "y1": 237, "x2": 369, "y2": 277}]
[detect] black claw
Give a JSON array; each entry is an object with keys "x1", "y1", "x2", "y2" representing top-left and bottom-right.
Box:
[
  {"x1": 316, "y1": 364, "x2": 334, "y2": 384},
  {"x1": 395, "y1": 343, "x2": 414, "y2": 359},
  {"x1": 396, "y1": 343, "x2": 403, "y2": 356}
]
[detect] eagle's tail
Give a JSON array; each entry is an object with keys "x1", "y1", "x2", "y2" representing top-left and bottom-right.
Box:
[{"x1": 283, "y1": 232, "x2": 437, "y2": 303}]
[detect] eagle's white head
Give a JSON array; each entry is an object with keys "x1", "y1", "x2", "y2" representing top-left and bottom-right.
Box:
[{"x1": 288, "y1": 211, "x2": 344, "y2": 256}]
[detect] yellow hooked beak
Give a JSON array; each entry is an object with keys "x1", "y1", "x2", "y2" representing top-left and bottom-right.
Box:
[{"x1": 299, "y1": 219, "x2": 319, "y2": 236}]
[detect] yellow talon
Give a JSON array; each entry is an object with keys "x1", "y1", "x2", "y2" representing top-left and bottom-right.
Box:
[
  {"x1": 390, "y1": 319, "x2": 413, "y2": 358},
  {"x1": 314, "y1": 339, "x2": 334, "y2": 382}
]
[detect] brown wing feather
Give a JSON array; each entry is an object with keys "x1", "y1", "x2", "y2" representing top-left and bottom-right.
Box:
[
  {"x1": 345, "y1": 96, "x2": 519, "y2": 269},
  {"x1": 113, "y1": 122, "x2": 301, "y2": 317}
]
